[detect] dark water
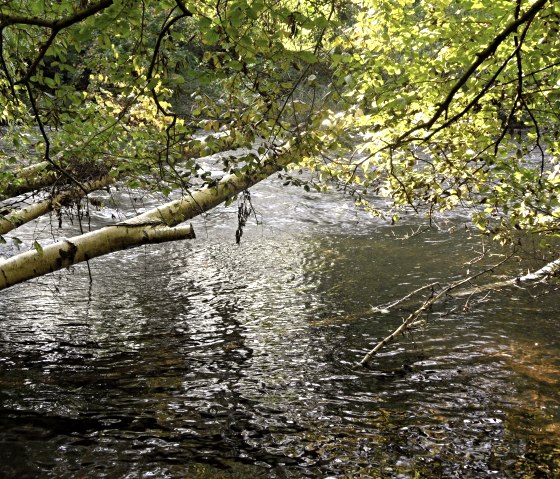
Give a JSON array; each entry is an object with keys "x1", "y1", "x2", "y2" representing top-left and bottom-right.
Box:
[{"x1": 0, "y1": 180, "x2": 559, "y2": 478}]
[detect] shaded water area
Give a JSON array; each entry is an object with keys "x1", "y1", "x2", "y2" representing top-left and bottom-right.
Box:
[{"x1": 0, "y1": 179, "x2": 559, "y2": 478}]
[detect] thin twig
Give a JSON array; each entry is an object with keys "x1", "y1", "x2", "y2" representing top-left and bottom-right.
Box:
[
  {"x1": 371, "y1": 282, "x2": 440, "y2": 312},
  {"x1": 24, "y1": 81, "x2": 88, "y2": 195},
  {"x1": 360, "y1": 256, "x2": 512, "y2": 366}
]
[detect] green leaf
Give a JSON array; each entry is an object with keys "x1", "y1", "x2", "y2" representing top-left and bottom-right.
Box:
[
  {"x1": 229, "y1": 8, "x2": 244, "y2": 28},
  {"x1": 33, "y1": 240, "x2": 44, "y2": 255},
  {"x1": 299, "y1": 51, "x2": 317, "y2": 64},
  {"x1": 44, "y1": 77, "x2": 57, "y2": 88},
  {"x1": 226, "y1": 60, "x2": 244, "y2": 72},
  {"x1": 198, "y1": 16, "x2": 213, "y2": 30},
  {"x1": 30, "y1": 1, "x2": 43, "y2": 15},
  {"x1": 203, "y1": 30, "x2": 220, "y2": 45},
  {"x1": 168, "y1": 73, "x2": 186, "y2": 85}
]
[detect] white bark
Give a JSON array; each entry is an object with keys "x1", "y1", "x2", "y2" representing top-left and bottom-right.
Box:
[
  {"x1": 516, "y1": 257, "x2": 560, "y2": 282},
  {"x1": 0, "y1": 142, "x2": 294, "y2": 291},
  {"x1": 1, "y1": 131, "x2": 240, "y2": 201},
  {"x1": 133, "y1": 143, "x2": 293, "y2": 227},
  {"x1": 0, "y1": 223, "x2": 195, "y2": 290},
  {"x1": 0, "y1": 161, "x2": 58, "y2": 200},
  {"x1": 447, "y1": 257, "x2": 560, "y2": 298},
  {"x1": 0, "y1": 174, "x2": 116, "y2": 235}
]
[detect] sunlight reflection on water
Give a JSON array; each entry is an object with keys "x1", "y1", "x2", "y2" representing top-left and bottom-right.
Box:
[{"x1": 0, "y1": 178, "x2": 559, "y2": 478}]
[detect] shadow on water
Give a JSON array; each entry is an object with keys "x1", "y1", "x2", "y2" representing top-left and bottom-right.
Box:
[{"x1": 0, "y1": 179, "x2": 559, "y2": 478}]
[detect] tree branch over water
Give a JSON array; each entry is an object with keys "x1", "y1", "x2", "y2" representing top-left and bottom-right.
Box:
[
  {"x1": 0, "y1": 0, "x2": 559, "y2": 297},
  {"x1": 0, "y1": 174, "x2": 116, "y2": 235},
  {"x1": 360, "y1": 255, "x2": 560, "y2": 366},
  {"x1": 0, "y1": 142, "x2": 295, "y2": 291}
]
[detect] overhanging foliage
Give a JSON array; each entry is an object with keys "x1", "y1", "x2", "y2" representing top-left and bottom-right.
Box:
[{"x1": 0, "y1": 0, "x2": 559, "y2": 289}]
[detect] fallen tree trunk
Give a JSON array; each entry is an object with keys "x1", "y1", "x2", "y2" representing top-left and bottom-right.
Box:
[
  {"x1": 0, "y1": 142, "x2": 295, "y2": 291},
  {"x1": 131, "y1": 147, "x2": 293, "y2": 227},
  {"x1": 0, "y1": 130, "x2": 242, "y2": 202},
  {"x1": 446, "y1": 257, "x2": 560, "y2": 298},
  {"x1": 0, "y1": 161, "x2": 59, "y2": 201},
  {"x1": 360, "y1": 255, "x2": 560, "y2": 366},
  {"x1": 0, "y1": 130, "x2": 248, "y2": 236},
  {"x1": 0, "y1": 174, "x2": 116, "y2": 235},
  {"x1": 0, "y1": 223, "x2": 196, "y2": 290}
]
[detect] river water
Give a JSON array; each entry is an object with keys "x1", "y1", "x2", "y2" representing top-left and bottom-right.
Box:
[{"x1": 0, "y1": 178, "x2": 558, "y2": 478}]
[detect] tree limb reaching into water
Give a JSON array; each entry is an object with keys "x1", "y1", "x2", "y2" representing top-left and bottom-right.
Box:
[
  {"x1": 0, "y1": 1, "x2": 559, "y2": 320},
  {"x1": 360, "y1": 256, "x2": 560, "y2": 366}
]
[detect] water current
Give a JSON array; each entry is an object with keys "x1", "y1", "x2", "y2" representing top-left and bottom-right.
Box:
[{"x1": 0, "y1": 178, "x2": 559, "y2": 478}]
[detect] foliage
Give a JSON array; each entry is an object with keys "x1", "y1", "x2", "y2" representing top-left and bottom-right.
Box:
[
  {"x1": 311, "y1": 0, "x2": 560, "y2": 243},
  {"x1": 0, "y1": 0, "x2": 335, "y2": 187},
  {"x1": 0, "y1": 0, "x2": 559, "y2": 245}
]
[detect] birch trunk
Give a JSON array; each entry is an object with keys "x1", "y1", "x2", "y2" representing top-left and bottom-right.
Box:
[
  {"x1": 0, "y1": 143, "x2": 294, "y2": 291},
  {"x1": 0, "y1": 130, "x2": 240, "y2": 202},
  {"x1": 132, "y1": 144, "x2": 294, "y2": 227},
  {"x1": 0, "y1": 174, "x2": 116, "y2": 235},
  {"x1": 0, "y1": 162, "x2": 58, "y2": 201},
  {"x1": 0, "y1": 223, "x2": 195, "y2": 290}
]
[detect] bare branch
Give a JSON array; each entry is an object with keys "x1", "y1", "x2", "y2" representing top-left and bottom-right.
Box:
[
  {"x1": 360, "y1": 256, "x2": 513, "y2": 366},
  {"x1": 360, "y1": 252, "x2": 560, "y2": 366},
  {"x1": 24, "y1": 81, "x2": 89, "y2": 195}
]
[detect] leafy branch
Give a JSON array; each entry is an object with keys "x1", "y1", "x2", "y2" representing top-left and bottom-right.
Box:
[{"x1": 0, "y1": 0, "x2": 115, "y2": 84}]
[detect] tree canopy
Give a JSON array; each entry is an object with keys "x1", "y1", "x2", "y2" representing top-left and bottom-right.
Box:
[
  {"x1": 0, "y1": 0, "x2": 559, "y2": 289},
  {"x1": 317, "y1": 0, "x2": 560, "y2": 243}
]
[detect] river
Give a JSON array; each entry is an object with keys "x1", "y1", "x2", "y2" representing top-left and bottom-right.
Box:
[{"x1": 0, "y1": 177, "x2": 558, "y2": 478}]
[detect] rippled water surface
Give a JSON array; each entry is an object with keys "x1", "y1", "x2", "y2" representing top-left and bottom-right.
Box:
[{"x1": 0, "y1": 180, "x2": 559, "y2": 478}]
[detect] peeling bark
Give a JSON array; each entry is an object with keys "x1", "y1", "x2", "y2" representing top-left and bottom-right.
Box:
[{"x1": 0, "y1": 223, "x2": 195, "y2": 290}]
